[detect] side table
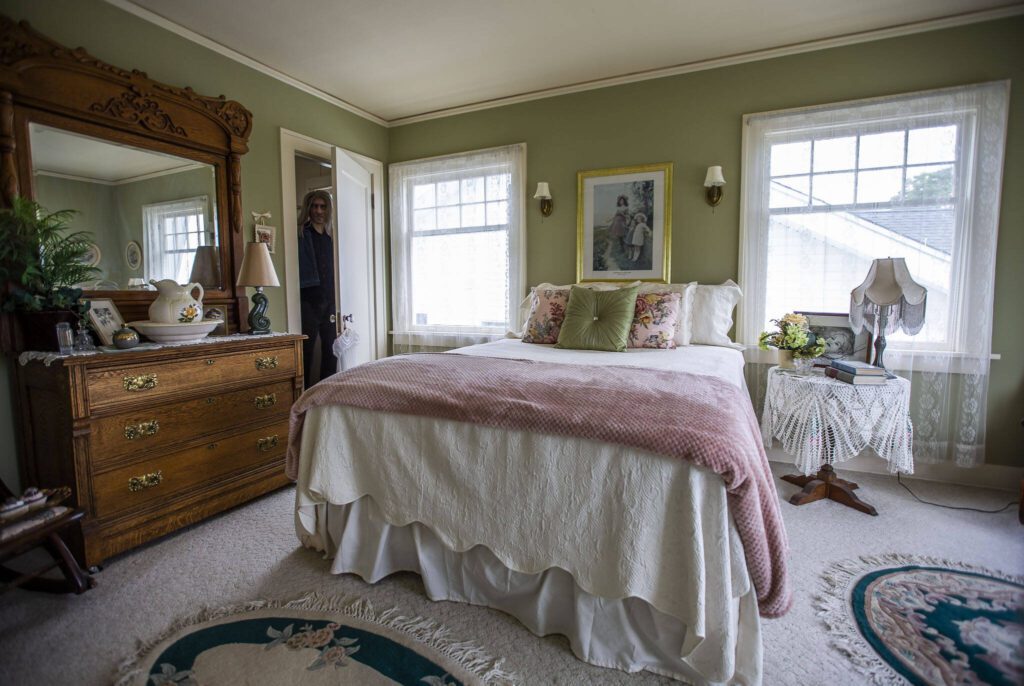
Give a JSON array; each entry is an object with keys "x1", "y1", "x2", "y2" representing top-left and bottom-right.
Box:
[{"x1": 760, "y1": 366, "x2": 914, "y2": 515}]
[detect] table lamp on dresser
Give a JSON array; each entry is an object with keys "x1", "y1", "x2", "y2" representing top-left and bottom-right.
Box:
[
  {"x1": 850, "y1": 257, "x2": 927, "y2": 368},
  {"x1": 236, "y1": 242, "x2": 280, "y2": 335}
]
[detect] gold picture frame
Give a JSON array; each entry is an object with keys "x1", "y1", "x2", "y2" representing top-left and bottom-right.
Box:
[{"x1": 577, "y1": 162, "x2": 672, "y2": 283}]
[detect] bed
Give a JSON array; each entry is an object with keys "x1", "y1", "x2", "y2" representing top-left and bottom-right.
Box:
[{"x1": 288, "y1": 339, "x2": 788, "y2": 685}]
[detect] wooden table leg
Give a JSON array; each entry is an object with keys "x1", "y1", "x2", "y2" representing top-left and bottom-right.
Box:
[{"x1": 781, "y1": 464, "x2": 878, "y2": 516}]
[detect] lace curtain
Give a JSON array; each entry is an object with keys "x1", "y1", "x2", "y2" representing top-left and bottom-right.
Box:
[
  {"x1": 143, "y1": 195, "x2": 210, "y2": 285},
  {"x1": 389, "y1": 143, "x2": 526, "y2": 354},
  {"x1": 738, "y1": 82, "x2": 1009, "y2": 466}
]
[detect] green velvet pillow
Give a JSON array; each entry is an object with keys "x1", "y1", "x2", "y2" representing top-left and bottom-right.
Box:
[{"x1": 555, "y1": 285, "x2": 639, "y2": 352}]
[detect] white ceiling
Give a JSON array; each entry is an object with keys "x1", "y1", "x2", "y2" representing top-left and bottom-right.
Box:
[
  {"x1": 118, "y1": 0, "x2": 1021, "y2": 124},
  {"x1": 30, "y1": 124, "x2": 204, "y2": 183}
]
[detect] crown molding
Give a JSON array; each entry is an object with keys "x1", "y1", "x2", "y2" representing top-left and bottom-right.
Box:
[
  {"x1": 104, "y1": 0, "x2": 388, "y2": 127},
  {"x1": 106, "y1": 1, "x2": 1023, "y2": 128}
]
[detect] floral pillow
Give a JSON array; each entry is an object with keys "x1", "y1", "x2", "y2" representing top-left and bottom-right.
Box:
[
  {"x1": 628, "y1": 291, "x2": 682, "y2": 349},
  {"x1": 522, "y1": 287, "x2": 570, "y2": 343}
]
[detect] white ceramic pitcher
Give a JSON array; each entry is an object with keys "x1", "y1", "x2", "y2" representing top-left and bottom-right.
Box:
[{"x1": 148, "y1": 279, "x2": 204, "y2": 324}]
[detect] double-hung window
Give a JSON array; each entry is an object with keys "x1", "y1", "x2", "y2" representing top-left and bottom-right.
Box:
[
  {"x1": 389, "y1": 144, "x2": 525, "y2": 351},
  {"x1": 739, "y1": 82, "x2": 1009, "y2": 358},
  {"x1": 143, "y1": 195, "x2": 212, "y2": 284}
]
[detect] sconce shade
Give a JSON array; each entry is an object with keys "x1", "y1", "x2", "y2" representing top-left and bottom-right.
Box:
[
  {"x1": 704, "y1": 166, "x2": 726, "y2": 187},
  {"x1": 188, "y1": 245, "x2": 222, "y2": 288},
  {"x1": 533, "y1": 182, "x2": 551, "y2": 199},
  {"x1": 236, "y1": 242, "x2": 280, "y2": 288}
]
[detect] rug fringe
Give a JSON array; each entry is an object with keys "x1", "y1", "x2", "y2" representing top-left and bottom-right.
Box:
[
  {"x1": 114, "y1": 592, "x2": 518, "y2": 686},
  {"x1": 815, "y1": 553, "x2": 1023, "y2": 686}
]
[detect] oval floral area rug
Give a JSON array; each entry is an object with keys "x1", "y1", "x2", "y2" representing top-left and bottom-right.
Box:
[
  {"x1": 818, "y1": 554, "x2": 1024, "y2": 686},
  {"x1": 115, "y1": 593, "x2": 516, "y2": 686}
]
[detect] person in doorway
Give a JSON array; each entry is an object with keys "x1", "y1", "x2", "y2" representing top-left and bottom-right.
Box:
[{"x1": 298, "y1": 190, "x2": 337, "y2": 386}]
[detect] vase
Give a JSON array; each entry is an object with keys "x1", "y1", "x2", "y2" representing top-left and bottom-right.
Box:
[{"x1": 777, "y1": 349, "x2": 795, "y2": 369}]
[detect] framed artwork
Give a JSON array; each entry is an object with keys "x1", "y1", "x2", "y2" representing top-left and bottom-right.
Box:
[
  {"x1": 86, "y1": 298, "x2": 125, "y2": 346},
  {"x1": 795, "y1": 311, "x2": 873, "y2": 365},
  {"x1": 577, "y1": 162, "x2": 672, "y2": 283},
  {"x1": 125, "y1": 241, "x2": 142, "y2": 270},
  {"x1": 254, "y1": 225, "x2": 276, "y2": 254}
]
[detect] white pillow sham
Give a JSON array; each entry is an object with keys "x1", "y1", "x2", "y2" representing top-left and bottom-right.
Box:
[{"x1": 689, "y1": 280, "x2": 743, "y2": 348}]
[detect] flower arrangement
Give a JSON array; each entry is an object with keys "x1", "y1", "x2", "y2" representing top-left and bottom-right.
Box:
[{"x1": 758, "y1": 313, "x2": 826, "y2": 359}]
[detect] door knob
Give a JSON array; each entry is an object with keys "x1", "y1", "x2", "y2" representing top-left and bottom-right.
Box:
[{"x1": 329, "y1": 314, "x2": 336, "y2": 323}]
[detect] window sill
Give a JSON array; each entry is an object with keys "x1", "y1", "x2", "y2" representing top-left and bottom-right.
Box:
[
  {"x1": 742, "y1": 346, "x2": 1000, "y2": 374},
  {"x1": 391, "y1": 330, "x2": 506, "y2": 349}
]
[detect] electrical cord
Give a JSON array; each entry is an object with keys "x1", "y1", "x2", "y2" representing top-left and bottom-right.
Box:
[{"x1": 896, "y1": 473, "x2": 1019, "y2": 514}]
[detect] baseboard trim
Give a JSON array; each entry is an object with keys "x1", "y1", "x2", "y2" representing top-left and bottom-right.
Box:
[{"x1": 767, "y1": 447, "x2": 1023, "y2": 493}]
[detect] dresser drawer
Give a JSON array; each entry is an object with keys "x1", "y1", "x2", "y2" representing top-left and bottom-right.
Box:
[
  {"x1": 86, "y1": 345, "x2": 297, "y2": 410},
  {"x1": 90, "y1": 419, "x2": 288, "y2": 520},
  {"x1": 89, "y1": 380, "x2": 293, "y2": 465}
]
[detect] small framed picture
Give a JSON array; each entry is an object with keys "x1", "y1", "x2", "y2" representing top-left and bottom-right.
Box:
[
  {"x1": 87, "y1": 298, "x2": 125, "y2": 346},
  {"x1": 254, "y1": 225, "x2": 276, "y2": 254},
  {"x1": 125, "y1": 241, "x2": 142, "y2": 271},
  {"x1": 795, "y1": 311, "x2": 873, "y2": 365}
]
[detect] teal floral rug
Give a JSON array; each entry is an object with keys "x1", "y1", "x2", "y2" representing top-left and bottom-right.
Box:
[
  {"x1": 115, "y1": 593, "x2": 515, "y2": 686},
  {"x1": 818, "y1": 554, "x2": 1024, "y2": 686}
]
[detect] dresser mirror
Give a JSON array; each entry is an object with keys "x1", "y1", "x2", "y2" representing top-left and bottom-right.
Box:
[
  {"x1": 0, "y1": 14, "x2": 253, "y2": 345},
  {"x1": 29, "y1": 123, "x2": 222, "y2": 290}
]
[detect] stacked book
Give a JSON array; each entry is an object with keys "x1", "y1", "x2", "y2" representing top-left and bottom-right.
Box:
[{"x1": 824, "y1": 359, "x2": 891, "y2": 385}]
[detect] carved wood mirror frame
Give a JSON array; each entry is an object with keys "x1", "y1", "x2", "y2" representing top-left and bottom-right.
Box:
[{"x1": 0, "y1": 15, "x2": 253, "y2": 348}]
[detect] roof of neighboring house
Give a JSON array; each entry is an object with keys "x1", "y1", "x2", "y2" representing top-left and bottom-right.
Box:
[{"x1": 850, "y1": 208, "x2": 954, "y2": 255}]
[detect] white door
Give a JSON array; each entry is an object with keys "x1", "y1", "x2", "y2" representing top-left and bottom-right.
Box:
[{"x1": 332, "y1": 147, "x2": 375, "y2": 369}]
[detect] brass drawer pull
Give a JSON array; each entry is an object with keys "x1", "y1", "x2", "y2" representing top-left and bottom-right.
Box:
[
  {"x1": 257, "y1": 435, "x2": 279, "y2": 452},
  {"x1": 254, "y1": 393, "x2": 277, "y2": 409},
  {"x1": 255, "y1": 356, "x2": 278, "y2": 370},
  {"x1": 205, "y1": 397, "x2": 216, "y2": 405},
  {"x1": 123, "y1": 374, "x2": 157, "y2": 392},
  {"x1": 205, "y1": 359, "x2": 216, "y2": 365},
  {"x1": 124, "y1": 420, "x2": 159, "y2": 440},
  {"x1": 207, "y1": 442, "x2": 219, "y2": 450},
  {"x1": 128, "y1": 470, "x2": 163, "y2": 492}
]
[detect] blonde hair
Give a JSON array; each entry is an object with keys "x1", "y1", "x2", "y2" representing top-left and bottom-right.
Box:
[{"x1": 298, "y1": 190, "x2": 333, "y2": 236}]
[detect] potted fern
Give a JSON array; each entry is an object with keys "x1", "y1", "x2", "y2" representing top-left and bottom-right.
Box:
[{"x1": 0, "y1": 198, "x2": 100, "y2": 351}]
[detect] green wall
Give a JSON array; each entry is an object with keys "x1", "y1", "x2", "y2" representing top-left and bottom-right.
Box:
[
  {"x1": 388, "y1": 17, "x2": 1024, "y2": 468},
  {"x1": 0, "y1": 0, "x2": 389, "y2": 489}
]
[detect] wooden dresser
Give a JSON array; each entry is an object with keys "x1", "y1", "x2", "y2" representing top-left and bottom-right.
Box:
[{"x1": 13, "y1": 334, "x2": 303, "y2": 567}]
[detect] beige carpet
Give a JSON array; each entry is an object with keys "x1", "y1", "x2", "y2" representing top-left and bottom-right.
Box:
[{"x1": 1, "y1": 463, "x2": 1021, "y2": 685}]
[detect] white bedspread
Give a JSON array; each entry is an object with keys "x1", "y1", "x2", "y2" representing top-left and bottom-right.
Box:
[{"x1": 294, "y1": 341, "x2": 757, "y2": 681}]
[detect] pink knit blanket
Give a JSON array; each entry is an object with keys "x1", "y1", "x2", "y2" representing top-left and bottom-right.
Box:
[{"x1": 286, "y1": 353, "x2": 791, "y2": 618}]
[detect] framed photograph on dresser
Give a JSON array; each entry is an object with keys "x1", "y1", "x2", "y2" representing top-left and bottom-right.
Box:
[
  {"x1": 86, "y1": 298, "x2": 125, "y2": 346},
  {"x1": 577, "y1": 162, "x2": 672, "y2": 283}
]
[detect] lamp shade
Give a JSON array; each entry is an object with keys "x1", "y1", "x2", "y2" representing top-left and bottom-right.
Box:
[
  {"x1": 850, "y1": 257, "x2": 927, "y2": 336},
  {"x1": 188, "y1": 245, "x2": 222, "y2": 287},
  {"x1": 703, "y1": 166, "x2": 725, "y2": 187},
  {"x1": 236, "y1": 242, "x2": 280, "y2": 288},
  {"x1": 533, "y1": 182, "x2": 551, "y2": 199}
]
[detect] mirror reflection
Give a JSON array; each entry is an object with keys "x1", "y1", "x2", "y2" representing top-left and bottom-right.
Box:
[{"x1": 29, "y1": 123, "x2": 221, "y2": 290}]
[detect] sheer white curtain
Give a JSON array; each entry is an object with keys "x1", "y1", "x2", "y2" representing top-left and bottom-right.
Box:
[
  {"x1": 389, "y1": 143, "x2": 526, "y2": 354},
  {"x1": 143, "y1": 195, "x2": 211, "y2": 285},
  {"x1": 738, "y1": 82, "x2": 1009, "y2": 466}
]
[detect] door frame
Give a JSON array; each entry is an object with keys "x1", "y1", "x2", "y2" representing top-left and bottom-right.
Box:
[{"x1": 279, "y1": 128, "x2": 387, "y2": 360}]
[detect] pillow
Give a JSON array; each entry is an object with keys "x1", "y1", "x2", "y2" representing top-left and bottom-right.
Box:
[
  {"x1": 690, "y1": 280, "x2": 743, "y2": 347},
  {"x1": 521, "y1": 286, "x2": 570, "y2": 343},
  {"x1": 637, "y1": 282, "x2": 695, "y2": 346},
  {"x1": 628, "y1": 291, "x2": 682, "y2": 349},
  {"x1": 519, "y1": 281, "x2": 636, "y2": 341},
  {"x1": 555, "y1": 285, "x2": 639, "y2": 352}
]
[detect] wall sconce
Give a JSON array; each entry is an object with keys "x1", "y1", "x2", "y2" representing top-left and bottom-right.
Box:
[
  {"x1": 534, "y1": 182, "x2": 553, "y2": 217},
  {"x1": 703, "y1": 166, "x2": 725, "y2": 208}
]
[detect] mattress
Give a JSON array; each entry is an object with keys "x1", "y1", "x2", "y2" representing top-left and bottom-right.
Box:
[{"x1": 293, "y1": 340, "x2": 762, "y2": 683}]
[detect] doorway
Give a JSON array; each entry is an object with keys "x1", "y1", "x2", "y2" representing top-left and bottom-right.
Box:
[
  {"x1": 294, "y1": 152, "x2": 332, "y2": 386},
  {"x1": 279, "y1": 129, "x2": 387, "y2": 387}
]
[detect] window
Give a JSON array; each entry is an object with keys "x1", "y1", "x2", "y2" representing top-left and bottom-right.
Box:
[
  {"x1": 739, "y1": 83, "x2": 1009, "y2": 354},
  {"x1": 389, "y1": 144, "x2": 525, "y2": 350},
  {"x1": 143, "y1": 195, "x2": 212, "y2": 284}
]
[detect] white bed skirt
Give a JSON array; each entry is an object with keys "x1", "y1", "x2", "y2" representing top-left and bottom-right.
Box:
[{"x1": 311, "y1": 495, "x2": 762, "y2": 685}]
